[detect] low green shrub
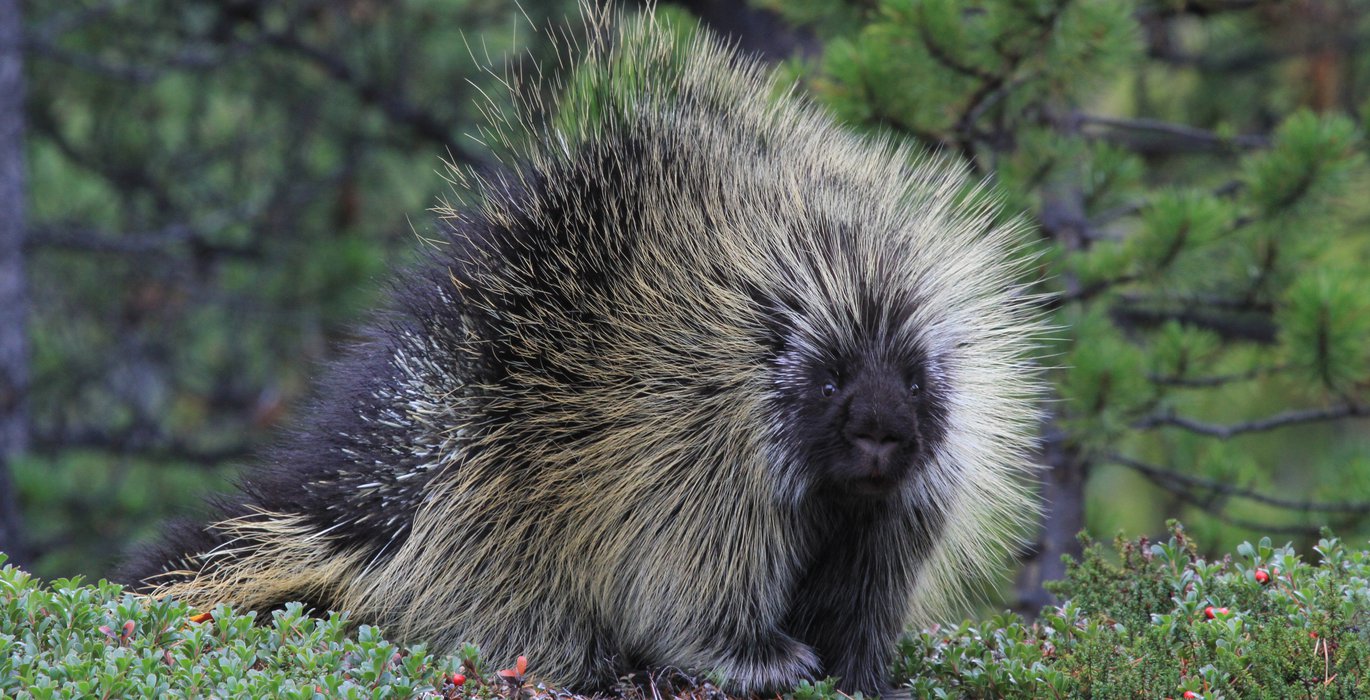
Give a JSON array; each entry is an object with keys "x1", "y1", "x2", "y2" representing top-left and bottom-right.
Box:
[
  {"x1": 894, "y1": 522, "x2": 1370, "y2": 699},
  {"x1": 0, "y1": 564, "x2": 464, "y2": 699},
  {"x1": 1, "y1": 523, "x2": 1367, "y2": 698}
]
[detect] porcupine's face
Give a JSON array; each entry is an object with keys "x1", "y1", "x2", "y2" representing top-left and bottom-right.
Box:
[{"x1": 768, "y1": 328, "x2": 950, "y2": 500}]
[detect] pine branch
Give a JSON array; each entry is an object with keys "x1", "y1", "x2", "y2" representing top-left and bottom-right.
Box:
[
  {"x1": 1134, "y1": 403, "x2": 1370, "y2": 438},
  {"x1": 27, "y1": 224, "x2": 262, "y2": 259},
  {"x1": 261, "y1": 29, "x2": 486, "y2": 168},
  {"x1": 1091, "y1": 180, "x2": 1245, "y2": 226},
  {"x1": 1147, "y1": 364, "x2": 1287, "y2": 388},
  {"x1": 1049, "y1": 274, "x2": 1138, "y2": 307},
  {"x1": 1110, "y1": 304, "x2": 1277, "y2": 343},
  {"x1": 1118, "y1": 293, "x2": 1274, "y2": 313},
  {"x1": 1079, "y1": 113, "x2": 1268, "y2": 153},
  {"x1": 1112, "y1": 455, "x2": 1369, "y2": 536},
  {"x1": 1111, "y1": 454, "x2": 1370, "y2": 514},
  {"x1": 915, "y1": 10, "x2": 996, "y2": 82},
  {"x1": 944, "y1": 1, "x2": 1071, "y2": 169},
  {"x1": 30, "y1": 427, "x2": 251, "y2": 467}
]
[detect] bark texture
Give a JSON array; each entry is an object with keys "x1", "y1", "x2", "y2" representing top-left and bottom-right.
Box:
[{"x1": 0, "y1": 0, "x2": 30, "y2": 564}]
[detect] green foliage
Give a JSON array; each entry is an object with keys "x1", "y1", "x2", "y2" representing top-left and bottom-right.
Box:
[
  {"x1": 894, "y1": 524, "x2": 1370, "y2": 698},
  {"x1": 784, "y1": 0, "x2": 1140, "y2": 137},
  {"x1": 1131, "y1": 190, "x2": 1232, "y2": 278},
  {"x1": 1279, "y1": 272, "x2": 1370, "y2": 393},
  {"x1": 0, "y1": 557, "x2": 463, "y2": 698},
  {"x1": 1243, "y1": 111, "x2": 1361, "y2": 219},
  {"x1": 8, "y1": 525, "x2": 1367, "y2": 698},
  {"x1": 11, "y1": 453, "x2": 233, "y2": 577},
  {"x1": 1058, "y1": 308, "x2": 1149, "y2": 449}
]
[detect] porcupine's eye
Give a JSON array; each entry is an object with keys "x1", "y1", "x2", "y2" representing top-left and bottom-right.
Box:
[
  {"x1": 909, "y1": 381, "x2": 921, "y2": 396},
  {"x1": 820, "y1": 381, "x2": 838, "y2": 398}
]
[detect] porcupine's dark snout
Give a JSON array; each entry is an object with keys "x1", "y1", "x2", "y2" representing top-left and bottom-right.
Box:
[{"x1": 839, "y1": 365, "x2": 920, "y2": 496}]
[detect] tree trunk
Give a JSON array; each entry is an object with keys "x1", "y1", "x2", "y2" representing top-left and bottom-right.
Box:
[
  {"x1": 0, "y1": 0, "x2": 30, "y2": 565},
  {"x1": 1015, "y1": 169, "x2": 1092, "y2": 617},
  {"x1": 1014, "y1": 427, "x2": 1085, "y2": 617}
]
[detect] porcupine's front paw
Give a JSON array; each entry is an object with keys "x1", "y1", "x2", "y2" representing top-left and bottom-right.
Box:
[
  {"x1": 712, "y1": 633, "x2": 820, "y2": 695},
  {"x1": 828, "y1": 662, "x2": 894, "y2": 698}
]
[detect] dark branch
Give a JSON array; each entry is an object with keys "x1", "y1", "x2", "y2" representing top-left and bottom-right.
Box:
[
  {"x1": 31, "y1": 427, "x2": 253, "y2": 467},
  {"x1": 1050, "y1": 274, "x2": 1138, "y2": 307},
  {"x1": 262, "y1": 29, "x2": 486, "y2": 167},
  {"x1": 1110, "y1": 304, "x2": 1276, "y2": 343},
  {"x1": 1112, "y1": 454, "x2": 1370, "y2": 514},
  {"x1": 1112, "y1": 454, "x2": 1370, "y2": 536},
  {"x1": 1147, "y1": 364, "x2": 1287, "y2": 388},
  {"x1": 1078, "y1": 113, "x2": 1268, "y2": 153},
  {"x1": 1146, "y1": 29, "x2": 1370, "y2": 74},
  {"x1": 1134, "y1": 0, "x2": 1263, "y2": 21},
  {"x1": 27, "y1": 223, "x2": 261, "y2": 259},
  {"x1": 1119, "y1": 293, "x2": 1274, "y2": 313},
  {"x1": 25, "y1": 29, "x2": 262, "y2": 84},
  {"x1": 1134, "y1": 403, "x2": 1370, "y2": 439}
]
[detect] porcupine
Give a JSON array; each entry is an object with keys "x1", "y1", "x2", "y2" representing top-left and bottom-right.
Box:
[{"x1": 123, "y1": 6, "x2": 1045, "y2": 695}]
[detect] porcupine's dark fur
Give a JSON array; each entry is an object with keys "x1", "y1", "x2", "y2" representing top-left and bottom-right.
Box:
[{"x1": 123, "y1": 6, "x2": 1045, "y2": 695}]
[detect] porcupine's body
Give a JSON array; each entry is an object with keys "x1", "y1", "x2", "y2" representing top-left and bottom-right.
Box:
[{"x1": 125, "y1": 8, "x2": 1043, "y2": 695}]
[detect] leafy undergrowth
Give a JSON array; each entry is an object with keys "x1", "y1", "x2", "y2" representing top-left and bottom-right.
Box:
[
  {"x1": 892, "y1": 522, "x2": 1370, "y2": 699},
  {"x1": 2, "y1": 523, "x2": 1368, "y2": 699}
]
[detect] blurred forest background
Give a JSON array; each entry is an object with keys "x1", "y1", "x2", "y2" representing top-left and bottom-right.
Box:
[{"x1": 3, "y1": 0, "x2": 1370, "y2": 614}]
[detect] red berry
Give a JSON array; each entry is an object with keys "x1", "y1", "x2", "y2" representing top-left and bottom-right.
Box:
[
  {"x1": 1183, "y1": 692, "x2": 1200, "y2": 699},
  {"x1": 1254, "y1": 569, "x2": 1269, "y2": 584},
  {"x1": 1203, "y1": 605, "x2": 1229, "y2": 619},
  {"x1": 451, "y1": 673, "x2": 466, "y2": 685}
]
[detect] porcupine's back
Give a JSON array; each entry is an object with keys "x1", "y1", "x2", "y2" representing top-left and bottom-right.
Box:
[{"x1": 126, "y1": 6, "x2": 1044, "y2": 692}]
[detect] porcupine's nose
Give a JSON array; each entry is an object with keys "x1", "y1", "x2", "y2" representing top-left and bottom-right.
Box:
[
  {"x1": 844, "y1": 372, "x2": 915, "y2": 470},
  {"x1": 850, "y1": 428, "x2": 900, "y2": 460}
]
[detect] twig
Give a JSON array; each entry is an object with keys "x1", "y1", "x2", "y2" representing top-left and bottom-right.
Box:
[
  {"x1": 1078, "y1": 113, "x2": 1268, "y2": 151},
  {"x1": 1120, "y1": 461, "x2": 1360, "y2": 536},
  {"x1": 1110, "y1": 454, "x2": 1370, "y2": 514},
  {"x1": 1109, "y1": 305, "x2": 1276, "y2": 343},
  {"x1": 1133, "y1": 403, "x2": 1369, "y2": 439},
  {"x1": 262, "y1": 29, "x2": 486, "y2": 167},
  {"x1": 1147, "y1": 364, "x2": 1286, "y2": 388},
  {"x1": 31, "y1": 428, "x2": 253, "y2": 466}
]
